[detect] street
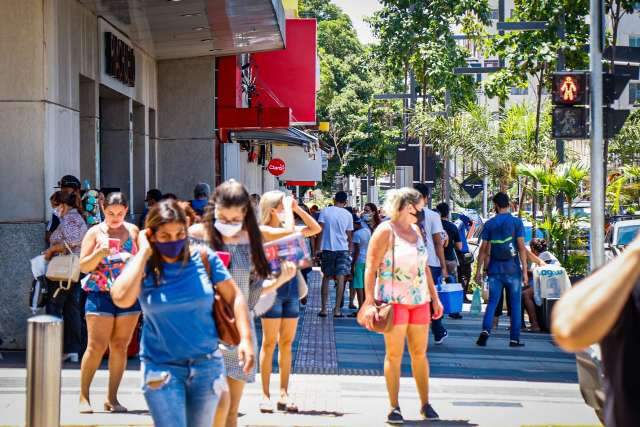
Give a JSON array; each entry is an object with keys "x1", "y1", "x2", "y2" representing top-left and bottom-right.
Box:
[{"x1": 0, "y1": 271, "x2": 600, "y2": 426}]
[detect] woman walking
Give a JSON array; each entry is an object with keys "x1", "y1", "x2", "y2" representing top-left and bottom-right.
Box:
[
  {"x1": 258, "y1": 191, "x2": 321, "y2": 413},
  {"x1": 189, "y1": 180, "x2": 297, "y2": 427},
  {"x1": 363, "y1": 202, "x2": 382, "y2": 230},
  {"x1": 111, "y1": 200, "x2": 255, "y2": 427},
  {"x1": 45, "y1": 191, "x2": 88, "y2": 362},
  {"x1": 360, "y1": 188, "x2": 443, "y2": 424},
  {"x1": 78, "y1": 192, "x2": 141, "y2": 413}
]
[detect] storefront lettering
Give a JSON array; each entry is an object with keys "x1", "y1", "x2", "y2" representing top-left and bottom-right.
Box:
[{"x1": 105, "y1": 32, "x2": 135, "y2": 87}]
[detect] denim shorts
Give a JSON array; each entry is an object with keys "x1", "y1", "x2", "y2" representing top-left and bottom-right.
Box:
[
  {"x1": 321, "y1": 250, "x2": 351, "y2": 277},
  {"x1": 262, "y1": 294, "x2": 300, "y2": 319},
  {"x1": 85, "y1": 291, "x2": 141, "y2": 317}
]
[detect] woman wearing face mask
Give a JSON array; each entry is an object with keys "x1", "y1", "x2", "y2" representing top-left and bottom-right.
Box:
[
  {"x1": 45, "y1": 191, "x2": 88, "y2": 363},
  {"x1": 188, "y1": 181, "x2": 297, "y2": 427},
  {"x1": 360, "y1": 188, "x2": 444, "y2": 425},
  {"x1": 78, "y1": 192, "x2": 141, "y2": 413},
  {"x1": 363, "y1": 202, "x2": 382, "y2": 231},
  {"x1": 110, "y1": 200, "x2": 255, "y2": 427},
  {"x1": 258, "y1": 191, "x2": 321, "y2": 413}
]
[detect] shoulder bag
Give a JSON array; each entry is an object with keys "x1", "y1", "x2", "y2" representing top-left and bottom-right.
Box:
[
  {"x1": 357, "y1": 228, "x2": 394, "y2": 333},
  {"x1": 46, "y1": 241, "x2": 80, "y2": 282},
  {"x1": 200, "y1": 249, "x2": 241, "y2": 347}
]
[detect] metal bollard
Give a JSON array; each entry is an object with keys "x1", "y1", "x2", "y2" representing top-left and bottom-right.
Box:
[{"x1": 26, "y1": 315, "x2": 63, "y2": 427}]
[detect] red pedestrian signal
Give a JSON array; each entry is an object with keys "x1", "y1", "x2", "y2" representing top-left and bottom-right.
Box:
[{"x1": 552, "y1": 72, "x2": 587, "y2": 106}]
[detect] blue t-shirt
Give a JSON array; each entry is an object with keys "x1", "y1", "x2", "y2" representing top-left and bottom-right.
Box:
[
  {"x1": 139, "y1": 247, "x2": 231, "y2": 364},
  {"x1": 481, "y1": 213, "x2": 524, "y2": 275},
  {"x1": 455, "y1": 219, "x2": 470, "y2": 254},
  {"x1": 353, "y1": 227, "x2": 371, "y2": 264}
]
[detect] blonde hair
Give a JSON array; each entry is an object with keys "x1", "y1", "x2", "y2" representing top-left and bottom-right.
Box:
[
  {"x1": 383, "y1": 187, "x2": 422, "y2": 220},
  {"x1": 259, "y1": 190, "x2": 285, "y2": 225}
]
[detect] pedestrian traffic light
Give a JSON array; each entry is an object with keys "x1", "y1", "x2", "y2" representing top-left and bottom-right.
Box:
[
  {"x1": 552, "y1": 107, "x2": 588, "y2": 139},
  {"x1": 552, "y1": 72, "x2": 588, "y2": 106}
]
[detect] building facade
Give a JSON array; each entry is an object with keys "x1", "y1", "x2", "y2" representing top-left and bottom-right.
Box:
[{"x1": 0, "y1": 0, "x2": 305, "y2": 348}]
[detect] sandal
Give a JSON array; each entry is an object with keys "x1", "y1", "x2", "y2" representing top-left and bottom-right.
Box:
[
  {"x1": 104, "y1": 401, "x2": 128, "y2": 413},
  {"x1": 78, "y1": 400, "x2": 93, "y2": 414},
  {"x1": 259, "y1": 397, "x2": 274, "y2": 414},
  {"x1": 277, "y1": 398, "x2": 299, "y2": 413}
]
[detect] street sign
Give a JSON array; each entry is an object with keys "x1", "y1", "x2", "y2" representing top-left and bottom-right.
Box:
[
  {"x1": 267, "y1": 158, "x2": 286, "y2": 176},
  {"x1": 552, "y1": 72, "x2": 588, "y2": 105},
  {"x1": 453, "y1": 66, "x2": 502, "y2": 74},
  {"x1": 552, "y1": 107, "x2": 588, "y2": 139},
  {"x1": 461, "y1": 175, "x2": 484, "y2": 198}
]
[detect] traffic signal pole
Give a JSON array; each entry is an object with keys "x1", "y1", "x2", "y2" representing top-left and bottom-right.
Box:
[
  {"x1": 590, "y1": 0, "x2": 606, "y2": 270},
  {"x1": 556, "y1": 17, "x2": 566, "y2": 212}
]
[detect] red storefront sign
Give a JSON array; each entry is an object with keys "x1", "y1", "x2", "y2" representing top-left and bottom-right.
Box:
[{"x1": 267, "y1": 159, "x2": 286, "y2": 176}]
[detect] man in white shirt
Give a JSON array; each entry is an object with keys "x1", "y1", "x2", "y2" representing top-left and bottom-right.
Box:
[
  {"x1": 316, "y1": 191, "x2": 354, "y2": 317},
  {"x1": 414, "y1": 184, "x2": 449, "y2": 344}
]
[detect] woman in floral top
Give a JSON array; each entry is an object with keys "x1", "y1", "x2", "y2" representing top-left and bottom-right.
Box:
[
  {"x1": 360, "y1": 188, "x2": 444, "y2": 425},
  {"x1": 45, "y1": 191, "x2": 88, "y2": 362},
  {"x1": 78, "y1": 192, "x2": 141, "y2": 414}
]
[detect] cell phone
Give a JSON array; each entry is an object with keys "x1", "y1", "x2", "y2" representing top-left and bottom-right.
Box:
[
  {"x1": 217, "y1": 251, "x2": 231, "y2": 268},
  {"x1": 108, "y1": 238, "x2": 121, "y2": 255}
]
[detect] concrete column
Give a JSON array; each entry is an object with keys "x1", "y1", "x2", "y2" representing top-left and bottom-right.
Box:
[
  {"x1": 157, "y1": 57, "x2": 216, "y2": 199},
  {"x1": 132, "y1": 102, "x2": 147, "y2": 220},
  {"x1": 80, "y1": 76, "x2": 99, "y2": 186},
  {"x1": 100, "y1": 95, "x2": 132, "y2": 198}
]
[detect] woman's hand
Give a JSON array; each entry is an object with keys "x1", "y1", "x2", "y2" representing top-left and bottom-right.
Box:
[
  {"x1": 278, "y1": 261, "x2": 297, "y2": 285},
  {"x1": 43, "y1": 248, "x2": 55, "y2": 261},
  {"x1": 95, "y1": 238, "x2": 111, "y2": 258},
  {"x1": 361, "y1": 303, "x2": 379, "y2": 330},
  {"x1": 432, "y1": 298, "x2": 444, "y2": 320},
  {"x1": 137, "y1": 229, "x2": 153, "y2": 258},
  {"x1": 237, "y1": 337, "x2": 256, "y2": 375}
]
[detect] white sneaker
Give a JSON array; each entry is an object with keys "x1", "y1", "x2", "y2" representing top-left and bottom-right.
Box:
[{"x1": 64, "y1": 353, "x2": 79, "y2": 363}]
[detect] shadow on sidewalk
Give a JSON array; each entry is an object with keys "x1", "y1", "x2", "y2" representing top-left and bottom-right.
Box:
[{"x1": 403, "y1": 420, "x2": 478, "y2": 426}]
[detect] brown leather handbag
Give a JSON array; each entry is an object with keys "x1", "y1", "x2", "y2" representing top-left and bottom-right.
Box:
[
  {"x1": 200, "y1": 249, "x2": 241, "y2": 346},
  {"x1": 357, "y1": 230, "x2": 395, "y2": 333}
]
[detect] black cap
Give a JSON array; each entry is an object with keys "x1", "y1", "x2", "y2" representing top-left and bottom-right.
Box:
[
  {"x1": 56, "y1": 175, "x2": 81, "y2": 189},
  {"x1": 145, "y1": 189, "x2": 163, "y2": 202}
]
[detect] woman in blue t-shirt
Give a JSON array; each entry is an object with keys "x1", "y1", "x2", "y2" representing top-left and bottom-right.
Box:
[{"x1": 111, "y1": 200, "x2": 255, "y2": 427}]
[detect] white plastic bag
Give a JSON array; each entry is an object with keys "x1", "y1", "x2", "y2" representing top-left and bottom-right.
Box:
[
  {"x1": 30, "y1": 254, "x2": 47, "y2": 279},
  {"x1": 533, "y1": 265, "x2": 571, "y2": 306}
]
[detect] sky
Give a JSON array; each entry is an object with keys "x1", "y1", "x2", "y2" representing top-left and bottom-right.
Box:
[{"x1": 330, "y1": 0, "x2": 382, "y2": 45}]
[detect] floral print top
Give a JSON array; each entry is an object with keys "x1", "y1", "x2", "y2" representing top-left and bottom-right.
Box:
[
  {"x1": 50, "y1": 209, "x2": 87, "y2": 255},
  {"x1": 374, "y1": 225, "x2": 430, "y2": 305},
  {"x1": 82, "y1": 236, "x2": 137, "y2": 292}
]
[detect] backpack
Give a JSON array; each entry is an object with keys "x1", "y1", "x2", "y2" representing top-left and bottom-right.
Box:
[{"x1": 489, "y1": 216, "x2": 517, "y2": 261}]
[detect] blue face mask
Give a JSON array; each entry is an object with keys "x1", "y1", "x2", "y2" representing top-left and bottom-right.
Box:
[{"x1": 154, "y1": 238, "x2": 186, "y2": 259}]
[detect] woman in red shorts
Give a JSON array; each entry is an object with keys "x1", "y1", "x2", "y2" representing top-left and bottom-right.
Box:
[{"x1": 360, "y1": 188, "x2": 444, "y2": 425}]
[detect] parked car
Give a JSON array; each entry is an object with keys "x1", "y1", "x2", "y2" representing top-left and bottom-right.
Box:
[{"x1": 604, "y1": 219, "x2": 640, "y2": 261}]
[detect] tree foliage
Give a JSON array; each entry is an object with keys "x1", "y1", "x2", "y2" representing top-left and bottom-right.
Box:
[
  {"x1": 609, "y1": 109, "x2": 640, "y2": 165},
  {"x1": 369, "y1": 0, "x2": 491, "y2": 108},
  {"x1": 300, "y1": 0, "x2": 403, "y2": 191},
  {"x1": 483, "y1": 0, "x2": 590, "y2": 102}
]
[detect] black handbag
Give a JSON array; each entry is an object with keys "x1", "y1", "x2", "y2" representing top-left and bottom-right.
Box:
[{"x1": 29, "y1": 276, "x2": 50, "y2": 310}]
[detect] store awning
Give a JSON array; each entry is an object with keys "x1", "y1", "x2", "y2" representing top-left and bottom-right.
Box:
[{"x1": 229, "y1": 127, "x2": 318, "y2": 148}]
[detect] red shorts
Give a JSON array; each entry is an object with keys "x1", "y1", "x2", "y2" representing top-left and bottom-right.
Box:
[{"x1": 392, "y1": 303, "x2": 431, "y2": 325}]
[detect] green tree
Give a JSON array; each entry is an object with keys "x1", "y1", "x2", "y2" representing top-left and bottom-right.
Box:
[{"x1": 369, "y1": 0, "x2": 491, "y2": 108}]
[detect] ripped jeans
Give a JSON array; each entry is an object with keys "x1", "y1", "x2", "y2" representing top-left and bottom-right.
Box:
[{"x1": 142, "y1": 351, "x2": 227, "y2": 427}]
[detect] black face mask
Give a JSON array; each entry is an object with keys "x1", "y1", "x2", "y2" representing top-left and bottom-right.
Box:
[{"x1": 411, "y1": 207, "x2": 425, "y2": 221}]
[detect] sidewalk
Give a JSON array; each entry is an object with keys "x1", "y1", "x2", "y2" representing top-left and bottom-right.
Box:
[{"x1": 0, "y1": 270, "x2": 596, "y2": 426}]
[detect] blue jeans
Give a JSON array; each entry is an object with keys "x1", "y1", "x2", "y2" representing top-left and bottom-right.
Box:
[
  {"x1": 482, "y1": 274, "x2": 523, "y2": 341},
  {"x1": 429, "y1": 266, "x2": 447, "y2": 339},
  {"x1": 142, "y1": 352, "x2": 226, "y2": 427}
]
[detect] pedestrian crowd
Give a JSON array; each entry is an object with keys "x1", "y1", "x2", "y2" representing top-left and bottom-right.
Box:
[{"x1": 30, "y1": 174, "x2": 638, "y2": 427}]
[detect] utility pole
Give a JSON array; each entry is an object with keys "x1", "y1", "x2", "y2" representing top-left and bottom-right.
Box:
[
  {"x1": 590, "y1": 0, "x2": 605, "y2": 270},
  {"x1": 443, "y1": 90, "x2": 452, "y2": 206},
  {"x1": 367, "y1": 107, "x2": 372, "y2": 204},
  {"x1": 556, "y1": 16, "x2": 566, "y2": 211}
]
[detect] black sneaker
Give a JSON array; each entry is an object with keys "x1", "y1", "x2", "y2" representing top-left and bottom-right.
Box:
[
  {"x1": 420, "y1": 403, "x2": 440, "y2": 420},
  {"x1": 434, "y1": 330, "x2": 448, "y2": 345},
  {"x1": 387, "y1": 407, "x2": 403, "y2": 424},
  {"x1": 509, "y1": 340, "x2": 525, "y2": 347},
  {"x1": 476, "y1": 331, "x2": 489, "y2": 346}
]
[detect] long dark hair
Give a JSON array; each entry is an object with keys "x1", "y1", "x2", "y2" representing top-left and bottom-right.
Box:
[
  {"x1": 203, "y1": 180, "x2": 270, "y2": 279},
  {"x1": 365, "y1": 202, "x2": 382, "y2": 230},
  {"x1": 144, "y1": 200, "x2": 191, "y2": 285}
]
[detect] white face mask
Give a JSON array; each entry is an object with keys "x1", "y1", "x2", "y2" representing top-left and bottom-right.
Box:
[
  {"x1": 214, "y1": 221, "x2": 243, "y2": 237},
  {"x1": 362, "y1": 213, "x2": 371, "y2": 222}
]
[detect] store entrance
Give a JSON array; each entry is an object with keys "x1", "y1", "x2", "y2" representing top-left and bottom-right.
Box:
[{"x1": 99, "y1": 84, "x2": 131, "y2": 199}]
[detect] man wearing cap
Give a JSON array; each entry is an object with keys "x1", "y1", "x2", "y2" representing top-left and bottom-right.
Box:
[
  {"x1": 139, "y1": 189, "x2": 162, "y2": 228},
  {"x1": 190, "y1": 182, "x2": 211, "y2": 218}
]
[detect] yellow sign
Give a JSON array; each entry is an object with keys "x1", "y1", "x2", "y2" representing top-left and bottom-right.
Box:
[
  {"x1": 282, "y1": 0, "x2": 299, "y2": 17},
  {"x1": 318, "y1": 121, "x2": 330, "y2": 132}
]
